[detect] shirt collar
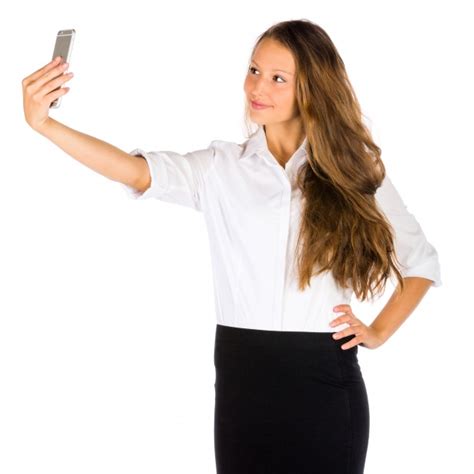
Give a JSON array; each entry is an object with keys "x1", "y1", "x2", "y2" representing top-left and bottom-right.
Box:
[{"x1": 240, "y1": 124, "x2": 308, "y2": 169}]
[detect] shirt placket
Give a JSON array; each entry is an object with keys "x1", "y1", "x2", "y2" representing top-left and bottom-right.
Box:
[{"x1": 272, "y1": 165, "x2": 293, "y2": 330}]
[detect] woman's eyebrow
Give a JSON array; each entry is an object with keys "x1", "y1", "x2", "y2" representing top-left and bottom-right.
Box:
[{"x1": 250, "y1": 59, "x2": 294, "y2": 75}]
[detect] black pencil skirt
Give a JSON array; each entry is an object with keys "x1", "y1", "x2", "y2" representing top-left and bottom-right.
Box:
[{"x1": 213, "y1": 323, "x2": 370, "y2": 474}]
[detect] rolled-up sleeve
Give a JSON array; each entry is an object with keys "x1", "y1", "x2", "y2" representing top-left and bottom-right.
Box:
[
  {"x1": 375, "y1": 174, "x2": 442, "y2": 288},
  {"x1": 120, "y1": 143, "x2": 215, "y2": 212}
]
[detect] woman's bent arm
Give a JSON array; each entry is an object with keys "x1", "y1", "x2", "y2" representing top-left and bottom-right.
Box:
[{"x1": 36, "y1": 117, "x2": 150, "y2": 192}]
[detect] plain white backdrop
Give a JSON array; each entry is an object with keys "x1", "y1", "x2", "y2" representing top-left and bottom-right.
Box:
[{"x1": 1, "y1": 0, "x2": 472, "y2": 472}]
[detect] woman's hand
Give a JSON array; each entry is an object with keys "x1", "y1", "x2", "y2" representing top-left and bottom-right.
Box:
[
  {"x1": 22, "y1": 56, "x2": 74, "y2": 132},
  {"x1": 329, "y1": 304, "x2": 385, "y2": 350}
]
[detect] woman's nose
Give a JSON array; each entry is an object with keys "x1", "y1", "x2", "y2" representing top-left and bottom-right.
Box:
[{"x1": 251, "y1": 81, "x2": 267, "y2": 98}]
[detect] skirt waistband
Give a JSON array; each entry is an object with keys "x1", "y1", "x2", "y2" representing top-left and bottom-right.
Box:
[{"x1": 215, "y1": 323, "x2": 356, "y2": 352}]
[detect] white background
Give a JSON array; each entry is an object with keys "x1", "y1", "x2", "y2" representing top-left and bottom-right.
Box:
[{"x1": 1, "y1": 0, "x2": 472, "y2": 472}]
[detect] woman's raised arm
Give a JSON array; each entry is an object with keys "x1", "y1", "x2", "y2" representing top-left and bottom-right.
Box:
[
  {"x1": 35, "y1": 118, "x2": 150, "y2": 192},
  {"x1": 22, "y1": 57, "x2": 150, "y2": 192}
]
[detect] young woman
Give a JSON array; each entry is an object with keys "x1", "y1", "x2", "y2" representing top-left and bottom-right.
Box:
[{"x1": 22, "y1": 19, "x2": 442, "y2": 474}]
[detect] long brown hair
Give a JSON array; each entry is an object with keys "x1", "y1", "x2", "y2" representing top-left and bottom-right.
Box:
[{"x1": 244, "y1": 19, "x2": 405, "y2": 302}]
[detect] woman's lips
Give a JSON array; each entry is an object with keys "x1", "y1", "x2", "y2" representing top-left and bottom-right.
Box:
[{"x1": 251, "y1": 100, "x2": 271, "y2": 110}]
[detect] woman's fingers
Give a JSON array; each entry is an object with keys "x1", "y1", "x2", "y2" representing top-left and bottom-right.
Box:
[
  {"x1": 332, "y1": 321, "x2": 361, "y2": 339},
  {"x1": 44, "y1": 84, "x2": 70, "y2": 107},
  {"x1": 330, "y1": 305, "x2": 354, "y2": 327},
  {"x1": 40, "y1": 70, "x2": 74, "y2": 97},
  {"x1": 27, "y1": 61, "x2": 70, "y2": 94},
  {"x1": 22, "y1": 56, "x2": 62, "y2": 86}
]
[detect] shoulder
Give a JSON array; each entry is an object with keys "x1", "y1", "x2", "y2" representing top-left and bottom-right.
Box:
[
  {"x1": 375, "y1": 173, "x2": 409, "y2": 215},
  {"x1": 208, "y1": 138, "x2": 246, "y2": 160}
]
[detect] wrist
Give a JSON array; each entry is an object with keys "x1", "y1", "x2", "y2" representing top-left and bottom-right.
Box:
[
  {"x1": 34, "y1": 117, "x2": 54, "y2": 136},
  {"x1": 370, "y1": 324, "x2": 390, "y2": 344}
]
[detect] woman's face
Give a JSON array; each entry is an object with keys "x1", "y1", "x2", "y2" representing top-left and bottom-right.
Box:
[{"x1": 244, "y1": 38, "x2": 299, "y2": 126}]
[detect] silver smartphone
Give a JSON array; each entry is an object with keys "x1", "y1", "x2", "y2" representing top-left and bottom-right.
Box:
[{"x1": 49, "y1": 29, "x2": 76, "y2": 109}]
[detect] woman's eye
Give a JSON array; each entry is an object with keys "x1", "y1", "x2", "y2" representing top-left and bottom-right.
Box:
[{"x1": 248, "y1": 66, "x2": 285, "y2": 83}]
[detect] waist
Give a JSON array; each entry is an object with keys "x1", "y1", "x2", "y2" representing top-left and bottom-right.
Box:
[{"x1": 215, "y1": 323, "x2": 353, "y2": 352}]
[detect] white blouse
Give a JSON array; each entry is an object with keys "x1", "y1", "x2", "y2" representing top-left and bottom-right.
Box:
[{"x1": 120, "y1": 125, "x2": 442, "y2": 333}]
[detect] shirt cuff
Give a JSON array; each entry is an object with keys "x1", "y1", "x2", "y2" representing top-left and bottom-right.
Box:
[
  {"x1": 401, "y1": 267, "x2": 442, "y2": 288},
  {"x1": 120, "y1": 148, "x2": 168, "y2": 199}
]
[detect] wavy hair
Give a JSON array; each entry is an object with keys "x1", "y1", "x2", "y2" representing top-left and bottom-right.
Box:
[{"x1": 243, "y1": 19, "x2": 405, "y2": 301}]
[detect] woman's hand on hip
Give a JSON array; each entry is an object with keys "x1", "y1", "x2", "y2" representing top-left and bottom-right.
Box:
[{"x1": 330, "y1": 304, "x2": 385, "y2": 350}]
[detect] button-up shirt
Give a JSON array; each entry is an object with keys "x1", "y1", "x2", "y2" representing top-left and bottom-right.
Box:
[{"x1": 120, "y1": 125, "x2": 442, "y2": 332}]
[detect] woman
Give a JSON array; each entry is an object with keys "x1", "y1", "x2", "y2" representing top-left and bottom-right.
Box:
[{"x1": 22, "y1": 19, "x2": 442, "y2": 474}]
